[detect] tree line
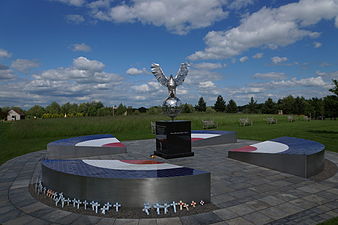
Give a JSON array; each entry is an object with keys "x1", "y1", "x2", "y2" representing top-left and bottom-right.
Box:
[
  {"x1": 184, "y1": 79, "x2": 338, "y2": 119},
  {"x1": 1, "y1": 80, "x2": 337, "y2": 120}
]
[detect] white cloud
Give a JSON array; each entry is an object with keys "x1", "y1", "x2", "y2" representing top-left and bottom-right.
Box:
[
  {"x1": 87, "y1": 0, "x2": 110, "y2": 9},
  {"x1": 133, "y1": 95, "x2": 147, "y2": 101},
  {"x1": 229, "y1": 87, "x2": 265, "y2": 95},
  {"x1": 0, "y1": 49, "x2": 11, "y2": 58},
  {"x1": 55, "y1": 0, "x2": 85, "y2": 7},
  {"x1": 131, "y1": 84, "x2": 150, "y2": 92},
  {"x1": 199, "y1": 81, "x2": 216, "y2": 88},
  {"x1": 91, "y1": 0, "x2": 228, "y2": 34},
  {"x1": 72, "y1": 43, "x2": 91, "y2": 52},
  {"x1": 252, "y1": 53, "x2": 263, "y2": 59},
  {"x1": 73, "y1": 56, "x2": 104, "y2": 72},
  {"x1": 313, "y1": 41, "x2": 322, "y2": 48},
  {"x1": 316, "y1": 71, "x2": 338, "y2": 79},
  {"x1": 20, "y1": 57, "x2": 124, "y2": 104},
  {"x1": 253, "y1": 76, "x2": 328, "y2": 88},
  {"x1": 271, "y1": 56, "x2": 288, "y2": 64},
  {"x1": 11, "y1": 59, "x2": 40, "y2": 73},
  {"x1": 126, "y1": 67, "x2": 146, "y2": 75},
  {"x1": 188, "y1": 0, "x2": 338, "y2": 60},
  {"x1": 185, "y1": 69, "x2": 221, "y2": 85},
  {"x1": 228, "y1": 0, "x2": 254, "y2": 10},
  {"x1": 192, "y1": 62, "x2": 224, "y2": 70},
  {"x1": 253, "y1": 72, "x2": 286, "y2": 79},
  {"x1": 239, "y1": 56, "x2": 248, "y2": 63},
  {"x1": 0, "y1": 69, "x2": 16, "y2": 80},
  {"x1": 32, "y1": 57, "x2": 121, "y2": 85},
  {"x1": 66, "y1": 14, "x2": 85, "y2": 24},
  {"x1": 176, "y1": 88, "x2": 188, "y2": 95}
]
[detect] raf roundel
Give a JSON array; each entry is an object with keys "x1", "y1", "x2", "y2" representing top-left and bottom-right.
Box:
[{"x1": 47, "y1": 134, "x2": 127, "y2": 159}]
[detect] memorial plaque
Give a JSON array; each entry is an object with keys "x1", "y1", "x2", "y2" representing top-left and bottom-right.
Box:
[{"x1": 154, "y1": 120, "x2": 193, "y2": 159}]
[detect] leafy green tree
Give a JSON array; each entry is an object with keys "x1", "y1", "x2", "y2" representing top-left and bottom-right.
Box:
[
  {"x1": 278, "y1": 95, "x2": 295, "y2": 114},
  {"x1": 87, "y1": 105, "x2": 97, "y2": 116},
  {"x1": 226, "y1": 99, "x2": 238, "y2": 113},
  {"x1": 182, "y1": 103, "x2": 195, "y2": 113},
  {"x1": 27, "y1": 105, "x2": 45, "y2": 118},
  {"x1": 214, "y1": 95, "x2": 226, "y2": 112},
  {"x1": 97, "y1": 107, "x2": 112, "y2": 117},
  {"x1": 61, "y1": 102, "x2": 78, "y2": 114},
  {"x1": 147, "y1": 106, "x2": 161, "y2": 115},
  {"x1": 0, "y1": 107, "x2": 10, "y2": 120},
  {"x1": 323, "y1": 95, "x2": 338, "y2": 119},
  {"x1": 138, "y1": 107, "x2": 147, "y2": 113},
  {"x1": 115, "y1": 103, "x2": 127, "y2": 115},
  {"x1": 294, "y1": 97, "x2": 306, "y2": 115},
  {"x1": 46, "y1": 102, "x2": 61, "y2": 114},
  {"x1": 304, "y1": 101, "x2": 314, "y2": 118},
  {"x1": 206, "y1": 106, "x2": 216, "y2": 113},
  {"x1": 329, "y1": 79, "x2": 338, "y2": 96},
  {"x1": 262, "y1": 98, "x2": 276, "y2": 114},
  {"x1": 127, "y1": 106, "x2": 133, "y2": 115},
  {"x1": 308, "y1": 98, "x2": 324, "y2": 119},
  {"x1": 247, "y1": 97, "x2": 258, "y2": 114},
  {"x1": 0, "y1": 107, "x2": 6, "y2": 120},
  {"x1": 195, "y1": 97, "x2": 206, "y2": 112}
]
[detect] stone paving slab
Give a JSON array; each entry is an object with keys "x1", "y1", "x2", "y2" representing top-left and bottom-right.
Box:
[{"x1": 0, "y1": 139, "x2": 338, "y2": 224}]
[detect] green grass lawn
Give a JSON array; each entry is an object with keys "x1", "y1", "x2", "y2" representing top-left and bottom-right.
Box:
[{"x1": 1, "y1": 112, "x2": 337, "y2": 165}]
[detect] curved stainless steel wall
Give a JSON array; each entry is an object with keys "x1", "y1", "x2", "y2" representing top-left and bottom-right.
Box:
[{"x1": 42, "y1": 164, "x2": 210, "y2": 207}]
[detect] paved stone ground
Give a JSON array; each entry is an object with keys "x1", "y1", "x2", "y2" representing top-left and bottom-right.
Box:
[{"x1": 1, "y1": 139, "x2": 338, "y2": 225}]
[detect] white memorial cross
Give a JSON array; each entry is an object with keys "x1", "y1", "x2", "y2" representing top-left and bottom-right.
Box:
[
  {"x1": 74, "y1": 199, "x2": 82, "y2": 209},
  {"x1": 163, "y1": 203, "x2": 170, "y2": 214},
  {"x1": 91, "y1": 201, "x2": 100, "y2": 213},
  {"x1": 52, "y1": 192, "x2": 58, "y2": 201},
  {"x1": 43, "y1": 187, "x2": 47, "y2": 195},
  {"x1": 153, "y1": 203, "x2": 161, "y2": 215},
  {"x1": 113, "y1": 202, "x2": 121, "y2": 212},
  {"x1": 64, "y1": 198, "x2": 71, "y2": 206},
  {"x1": 83, "y1": 200, "x2": 88, "y2": 210},
  {"x1": 100, "y1": 205, "x2": 109, "y2": 214},
  {"x1": 104, "y1": 202, "x2": 112, "y2": 210},
  {"x1": 37, "y1": 182, "x2": 43, "y2": 194},
  {"x1": 100, "y1": 202, "x2": 112, "y2": 214},
  {"x1": 142, "y1": 203, "x2": 151, "y2": 215},
  {"x1": 54, "y1": 192, "x2": 64, "y2": 206},
  {"x1": 72, "y1": 198, "x2": 77, "y2": 208},
  {"x1": 171, "y1": 201, "x2": 178, "y2": 213}
]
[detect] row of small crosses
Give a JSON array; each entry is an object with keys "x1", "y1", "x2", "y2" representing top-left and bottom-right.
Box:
[
  {"x1": 35, "y1": 180, "x2": 121, "y2": 214},
  {"x1": 35, "y1": 178, "x2": 205, "y2": 216},
  {"x1": 142, "y1": 200, "x2": 205, "y2": 215}
]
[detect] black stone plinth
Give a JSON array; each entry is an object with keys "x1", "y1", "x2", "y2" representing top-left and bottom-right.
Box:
[{"x1": 154, "y1": 120, "x2": 193, "y2": 159}]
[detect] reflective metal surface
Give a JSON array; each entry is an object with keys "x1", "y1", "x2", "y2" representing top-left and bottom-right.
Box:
[
  {"x1": 42, "y1": 160, "x2": 210, "y2": 207},
  {"x1": 151, "y1": 63, "x2": 189, "y2": 120},
  {"x1": 228, "y1": 149, "x2": 325, "y2": 178}
]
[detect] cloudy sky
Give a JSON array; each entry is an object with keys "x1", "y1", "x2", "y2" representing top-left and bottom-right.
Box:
[{"x1": 1, "y1": 0, "x2": 338, "y2": 108}]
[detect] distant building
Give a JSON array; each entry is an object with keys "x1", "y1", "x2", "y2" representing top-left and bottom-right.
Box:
[{"x1": 7, "y1": 109, "x2": 25, "y2": 121}]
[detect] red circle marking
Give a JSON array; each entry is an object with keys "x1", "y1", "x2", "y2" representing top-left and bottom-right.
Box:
[
  {"x1": 191, "y1": 138, "x2": 204, "y2": 142},
  {"x1": 230, "y1": 146, "x2": 257, "y2": 152},
  {"x1": 102, "y1": 143, "x2": 126, "y2": 147}
]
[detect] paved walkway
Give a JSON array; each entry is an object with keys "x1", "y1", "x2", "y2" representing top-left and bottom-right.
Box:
[{"x1": 1, "y1": 139, "x2": 338, "y2": 225}]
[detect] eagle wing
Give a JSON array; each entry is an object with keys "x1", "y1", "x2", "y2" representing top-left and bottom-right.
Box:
[
  {"x1": 151, "y1": 63, "x2": 168, "y2": 87},
  {"x1": 174, "y1": 63, "x2": 189, "y2": 86}
]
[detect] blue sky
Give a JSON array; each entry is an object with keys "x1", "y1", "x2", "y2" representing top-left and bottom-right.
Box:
[{"x1": 0, "y1": 0, "x2": 338, "y2": 109}]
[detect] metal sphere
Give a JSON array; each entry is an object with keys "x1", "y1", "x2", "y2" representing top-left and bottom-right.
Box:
[{"x1": 162, "y1": 96, "x2": 182, "y2": 119}]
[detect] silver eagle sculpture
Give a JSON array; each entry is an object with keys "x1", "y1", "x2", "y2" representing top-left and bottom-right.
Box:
[{"x1": 151, "y1": 63, "x2": 189, "y2": 120}]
